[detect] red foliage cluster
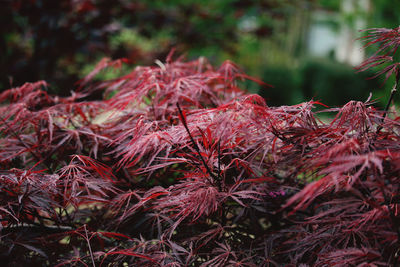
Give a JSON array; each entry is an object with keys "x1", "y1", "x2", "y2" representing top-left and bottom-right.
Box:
[
  {"x1": 357, "y1": 26, "x2": 400, "y2": 83},
  {"x1": 1, "y1": 50, "x2": 400, "y2": 265}
]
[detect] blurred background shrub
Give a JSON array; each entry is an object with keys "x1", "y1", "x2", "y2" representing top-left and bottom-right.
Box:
[
  {"x1": 259, "y1": 59, "x2": 381, "y2": 107},
  {"x1": 258, "y1": 65, "x2": 302, "y2": 106},
  {"x1": 1, "y1": 0, "x2": 399, "y2": 106}
]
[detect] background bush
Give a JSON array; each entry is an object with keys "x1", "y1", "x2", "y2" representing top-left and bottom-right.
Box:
[
  {"x1": 300, "y1": 59, "x2": 381, "y2": 106},
  {"x1": 2, "y1": 0, "x2": 399, "y2": 106},
  {"x1": 258, "y1": 59, "x2": 381, "y2": 107},
  {"x1": 258, "y1": 65, "x2": 302, "y2": 106}
]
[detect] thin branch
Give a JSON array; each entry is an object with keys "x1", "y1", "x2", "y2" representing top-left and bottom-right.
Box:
[
  {"x1": 4, "y1": 223, "x2": 73, "y2": 231},
  {"x1": 377, "y1": 72, "x2": 400, "y2": 134},
  {"x1": 217, "y1": 139, "x2": 221, "y2": 181},
  {"x1": 176, "y1": 103, "x2": 218, "y2": 183},
  {"x1": 84, "y1": 224, "x2": 96, "y2": 267}
]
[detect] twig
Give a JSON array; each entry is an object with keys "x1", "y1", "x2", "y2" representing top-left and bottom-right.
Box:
[
  {"x1": 217, "y1": 139, "x2": 221, "y2": 181},
  {"x1": 176, "y1": 103, "x2": 219, "y2": 183},
  {"x1": 84, "y1": 224, "x2": 96, "y2": 267},
  {"x1": 377, "y1": 72, "x2": 400, "y2": 134},
  {"x1": 3, "y1": 223, "x2": 73, "y2": 231}
]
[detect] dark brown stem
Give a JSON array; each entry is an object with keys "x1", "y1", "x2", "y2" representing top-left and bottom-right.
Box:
[
  {"x1": 377, "y1": 73, "x2": 400, "y2": 134},
  {"x1": 176, "y1": 103, "x2": 219, "y2": 183}
]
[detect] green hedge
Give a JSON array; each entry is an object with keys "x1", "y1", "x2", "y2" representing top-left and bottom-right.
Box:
[{"x1": 259, "y1": 59, "x2": 382, "y2": 107}]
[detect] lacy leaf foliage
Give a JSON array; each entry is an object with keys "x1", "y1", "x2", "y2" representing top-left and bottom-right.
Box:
[{"x1": 1, "y1": 54, "x2": 400, "y2": 266}]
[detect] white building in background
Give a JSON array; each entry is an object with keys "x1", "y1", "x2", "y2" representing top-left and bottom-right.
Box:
[{"x1": 307, "y1": 0, "x2": 370, "y2": 66}]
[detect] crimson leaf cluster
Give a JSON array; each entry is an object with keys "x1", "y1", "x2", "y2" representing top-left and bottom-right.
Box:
[{"x1": 1, "y1": 48, "x2": 400, "y2": 266}]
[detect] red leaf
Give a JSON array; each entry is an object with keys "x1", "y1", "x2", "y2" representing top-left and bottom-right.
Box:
[{"x1": 106, "y1": 250, "x2": 159, "y2": 265}]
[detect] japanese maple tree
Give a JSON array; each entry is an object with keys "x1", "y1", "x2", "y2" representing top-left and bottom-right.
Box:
[{"x1": 1, "y1": 26, "x2": 400, "y2": 266}]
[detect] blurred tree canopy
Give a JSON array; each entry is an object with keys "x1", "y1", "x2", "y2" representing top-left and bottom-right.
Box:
[
  {"x1": 0, "y1": 0, "x2": 309, "y2": 93},
  {"x1": 1, "y1": 0, "x2": 399, "y2": 105}
]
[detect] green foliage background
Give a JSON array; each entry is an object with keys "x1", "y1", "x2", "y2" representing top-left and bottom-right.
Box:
[{"x1": 1, "y1": 0, "x2": 399, "y2": 106}]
